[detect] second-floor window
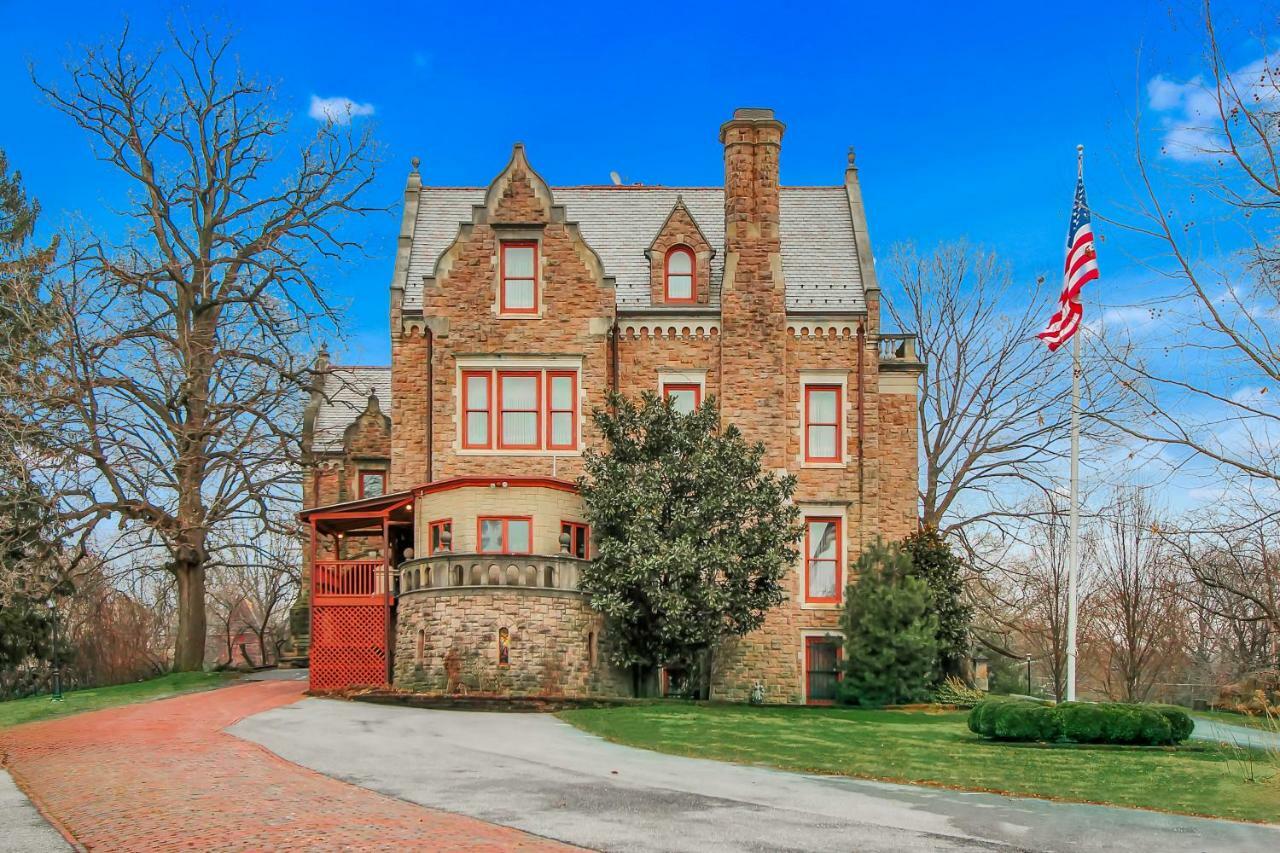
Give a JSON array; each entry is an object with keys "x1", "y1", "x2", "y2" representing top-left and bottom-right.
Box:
[
  {"x1": 479, "y1": 516, "x2": 533, "y2": 554},
  {"x1": 462, "y1": 368, "x2": 579, "y2": 452},
  {"x1": 805, "y1": 517, "x2": 842, "y2": 604},
  {"x1": 500, "y1": 242, "x2": 538, "y2": 314},
  {"x1": 561, "y1": 521, "x2": 589, "y2": 558},
  {"x1": 662, "y1": 382, "x2": 701, "y2": 415},
  {"x1": 804, "y1": 384, "x2": 842, "y2": 463},
  {"x1": 429, "y1": 519, "x2": 452, "y2": 553},
  {"x1": 664, "y1": 246, "x2": 695, "y2": 303}
]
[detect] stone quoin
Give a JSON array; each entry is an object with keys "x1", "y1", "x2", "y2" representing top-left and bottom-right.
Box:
[{"x1": 289, "y1": 108, "x2": 924, "y2": 704}]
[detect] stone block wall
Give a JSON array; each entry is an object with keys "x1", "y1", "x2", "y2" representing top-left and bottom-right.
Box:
[{"x1": 394, "y1": 588, "x2": 630, "y2": 697}]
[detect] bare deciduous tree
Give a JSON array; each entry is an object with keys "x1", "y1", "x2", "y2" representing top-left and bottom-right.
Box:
[
  {"x1": 1090, "y1": 488, "x2": 1187, "y2": 701},
  {"x1": 23, "y1": 25, "x2": 377, "y2": 670},
  {"x1": 885, "y1": 242, "x2": 1124, "y2": 554}
]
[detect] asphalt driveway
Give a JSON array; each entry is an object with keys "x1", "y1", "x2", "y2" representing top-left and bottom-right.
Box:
[{"x1": 231, "y1": 698, "x2": 1280, "y2": 853}]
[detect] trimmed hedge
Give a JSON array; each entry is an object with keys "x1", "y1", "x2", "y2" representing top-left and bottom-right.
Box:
[{"x1": 967, "y1": 697, "x2": 1193, "y2": 746}]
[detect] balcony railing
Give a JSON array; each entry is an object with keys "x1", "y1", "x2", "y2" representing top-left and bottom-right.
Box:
[
  {"x1": 313, "y1": 560, "x2": 387, "y2": 599},
  {"x1": 878, "y1": 333, "x2": 920, "y2": 363},
  {"x1": 398, "y1": 552, "x2": 587, "y2": 595}
]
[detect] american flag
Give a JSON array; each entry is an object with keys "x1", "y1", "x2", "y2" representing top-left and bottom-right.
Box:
[{"x1": 1038, "y1": 163, "x2": 1099, "y2": 351}]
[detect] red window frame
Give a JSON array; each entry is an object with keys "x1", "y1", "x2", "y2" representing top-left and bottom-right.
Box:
[
  {"x1": 804, "y1": 384, "x2": 842, "y2": 463},
  {"x1": 429, "y1": 518, "x2": 452, "y2": 554},
  {"x1": 500, "y1": 241, "x2": 539, "y2": 315},
  {"x1": 462, "y1": 370, "x2": 493, "y2": 449},
  {"x1": 477, "y1": 516, "x2": 534, "y2": 555},
  {"x1": 498, "y1": 371, "x2": 542, "y2": 450},
  {"x1": 804, "y1": 517, "x2": 842, "y2": 604},
  {"x1": 561, "y1": 520, "x2": 589, "y2": 559},
  {"x1": 358, "y1": 470, "x2": 386, "y2": 498},
  {"x1": 804, "y1": 636, "x2": 843, "y2": 705},
  {"x1": 663, "y1": 245, "x2": 696, "y2": 304},
  {"x1": 662, "y1": 382, "x2": 702, "y2": 413},
  {"x1": 546, "y1": 371, "x2": 578, "y2": 451}
]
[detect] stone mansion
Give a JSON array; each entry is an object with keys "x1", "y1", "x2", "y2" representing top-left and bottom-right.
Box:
[{"x1": 293, "y1": 107, "x2": 923, "y2": 704}]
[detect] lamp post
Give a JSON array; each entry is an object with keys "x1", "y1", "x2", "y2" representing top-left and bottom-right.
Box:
[
  {"x1": 46, "y1": 598, "x2": 63, "y2": 702},
  {"x1": 1025, "y1": 654, "x2": 1032, "y2": 697}
]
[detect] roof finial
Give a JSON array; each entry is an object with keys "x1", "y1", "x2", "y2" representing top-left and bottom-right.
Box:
[
  {"x1": 847, "y1": 146, "x2": 857, "y2": 168},
  {"x1": 410, "y1": 156, "x2": 421, "y2": 173}
]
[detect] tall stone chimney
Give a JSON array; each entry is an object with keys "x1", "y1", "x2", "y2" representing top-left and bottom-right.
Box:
[{"x1": 719, "y1": 108, "x2": 787, "y2": 468}]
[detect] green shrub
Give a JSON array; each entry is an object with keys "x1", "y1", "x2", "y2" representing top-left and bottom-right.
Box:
[
  {"x1": 969, "y1": 698, "x2": 1190, "y2": 745},
  {"x1": 1150, "y1": 705, "x2": 1194, "y2": 742}
]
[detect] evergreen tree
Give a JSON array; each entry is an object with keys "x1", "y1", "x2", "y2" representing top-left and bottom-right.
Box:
[
  {"x1": 901, "y1": 527, "x2": 973, "y2": 681},
  {"x1": 839, "y1": 539, "x2": 939, "y2": 706},
  {"x1": 579, "y1": 391, "x2": 803, "y2": 696}
]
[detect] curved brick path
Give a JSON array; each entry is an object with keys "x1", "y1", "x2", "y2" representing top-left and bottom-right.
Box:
[{"x1": 0, "y1": 680, "x2": 576, "y2": 852}]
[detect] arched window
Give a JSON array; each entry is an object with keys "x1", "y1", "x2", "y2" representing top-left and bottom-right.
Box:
[
  {"x1": 664, "y1": 246, "x2": 695, "y2": 303},
  {"x1": 498, "y1": 627, "x2": 510, "y2": 666}
]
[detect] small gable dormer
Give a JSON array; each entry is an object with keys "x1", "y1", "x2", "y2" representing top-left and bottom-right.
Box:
[{"x1": 647, "y1": 196, "x2": 714, "y2": 306}]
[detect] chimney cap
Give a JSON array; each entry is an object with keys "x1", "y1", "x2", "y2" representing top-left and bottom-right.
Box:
[{"x1": 732, "y1": 107, "x2": 775, "y2": 120}]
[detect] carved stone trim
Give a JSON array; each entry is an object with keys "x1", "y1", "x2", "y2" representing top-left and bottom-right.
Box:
[
  {"x1": 786, "y1": 320, "x2": 863, "y2": 339},
  {"x1": 619, "y1": 319, "x2": 721, "y2": 339}
]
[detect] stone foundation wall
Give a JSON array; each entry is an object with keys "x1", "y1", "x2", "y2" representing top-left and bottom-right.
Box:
[{"x1": 394, "y1": 588, "x2": 629, "y2": 698}]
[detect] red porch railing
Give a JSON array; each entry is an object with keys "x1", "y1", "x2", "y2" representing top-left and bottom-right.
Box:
[{"x1": 313, "y1": 560, "x2": 385, "y2": 600}]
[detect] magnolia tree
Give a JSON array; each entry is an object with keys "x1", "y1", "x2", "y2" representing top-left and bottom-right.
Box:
[{"x1": 579, "y1": 392, "x2": 803, "y2": 698}]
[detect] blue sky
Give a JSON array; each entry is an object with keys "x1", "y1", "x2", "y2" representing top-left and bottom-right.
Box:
[{"x1": 4, "y1": 0, "x2": 1257, "y2": 366}]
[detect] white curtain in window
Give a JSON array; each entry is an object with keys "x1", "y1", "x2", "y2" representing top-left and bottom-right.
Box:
[{"x1": 501, "y1": 376, "x2": 538, "y2": 445}]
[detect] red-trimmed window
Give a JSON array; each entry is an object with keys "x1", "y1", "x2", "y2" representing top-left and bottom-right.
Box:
[
  {"x1": 805, "y1": 636, "x2": 842, "y2": 704},
  {"x1": 462, "y1": 371, "x2": 492, "y2": 449},
  {"x1": 662, "y1": 382, "x2": 701, "y2": 415},
  {"x1": 478, "y1": 516, "x2": 533, "y2": 554},
  {"x1": 501, "y1": 242, "x2": 538, "y2": 314},
  {"x1": 460, "y1": 368, "x2": 579, "y2": 452},
  {"x1": 546, "y1": 372, "x2": 577, "y2": 450},
  {"x1": 429, "y1": 519, "x2": 452, "y2": 554},
  {"x1": 561, "y1": 521, "x2": 589, "y2": 559},
  {"x1": 498, "y1": 372, "x2": 541, "y2": 450},
  {"x1": 805, "y1": 517, "x2": 842, "y2": 603},
  {"x1": 804, "y1": 384, "x2": 842, "y2": 463},
  {"x1": 664, "y1": 246, "x2": 695, "y2": 303},
  {"x1": 358, "y1": 470, "x2": 386, "y2": 498}
]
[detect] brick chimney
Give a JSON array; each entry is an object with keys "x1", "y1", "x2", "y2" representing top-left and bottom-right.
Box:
[{"x1": 718, "y1": 108, "x2": 787, "y2": 468}]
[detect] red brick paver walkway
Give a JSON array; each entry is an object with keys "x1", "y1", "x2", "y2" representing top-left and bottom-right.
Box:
[{"x1": 0, "y1": 681, "x2": 577, "y2": 852}]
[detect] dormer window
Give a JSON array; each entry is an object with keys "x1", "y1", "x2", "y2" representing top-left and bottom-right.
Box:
[
  {"x1": 500, "y1": 242, "x2": 538, "y2": 314},
  {"x1": 663, "y1": 246, "x2": 695, "y2": 303}
]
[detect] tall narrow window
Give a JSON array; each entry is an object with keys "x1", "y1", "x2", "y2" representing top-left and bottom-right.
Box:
[
  {"x1": 805, "y1": 517, "x2": 841, "y2": 603},
  {"x1": 429, "y1": 519, "x2": 452, "y2": 554},
  {"x1": 501, "y1": 242, "x2": 538, "y2": 314},
  {"x1": 662, "y1": 383, "x2": 701, "y2": 415},
  {"x1": 358, "y1": 470, "x2": 386, "y2": 498},
  {"x1": 547, "y1": 372, "x2": 577, "y2": 450},
  {"x1": 804, "y1": 385, "x2": 842, "y2": 463},
  {"x1": 478, "y1": 517, "x2": 533, "y2": 554},
  {"x1": 561, "y1": 521, "x2": 589, "y2": 558},
  {"x1": 463, "y1": 371, "x2": 492, "y2": 449},
  {"x1": 664, "y1": 246, "x2": 695, "y2": 303},
  {"x1": 498, "y1": 627, "x2": 510, "y2": 666},
  {"x1": 499, "y1": 372, "x2": 540, "y2": 449}
]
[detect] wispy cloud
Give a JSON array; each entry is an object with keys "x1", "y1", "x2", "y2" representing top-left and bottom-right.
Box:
[
  {"x1": 1146, "y1": 51, "x2": 1280, "y2": 161},
  {"x1": 308, "y1": 95, "x2": 375, "y2": 125}
]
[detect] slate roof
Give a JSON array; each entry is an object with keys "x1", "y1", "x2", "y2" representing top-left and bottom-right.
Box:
[
  {"x1": 402, "y1": 186, "x2": 866, "y2": 314},
  {"x1": 312, "y1": 366, "x2": 391, "y2": 453}
]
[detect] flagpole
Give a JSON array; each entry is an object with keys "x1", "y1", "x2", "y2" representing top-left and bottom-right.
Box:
[{"x1": 1065, "y1": 144, "x2": 1084, "y2": 703}]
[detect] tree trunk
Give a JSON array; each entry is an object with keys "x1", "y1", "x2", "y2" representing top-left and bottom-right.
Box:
[{"x1": 172, "y1": 562, "x2": 207, "y2": 671}]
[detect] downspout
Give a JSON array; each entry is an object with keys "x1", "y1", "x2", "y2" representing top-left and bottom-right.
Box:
[
  {"x1": 426, "y1": 325, "x2": 434, "y2": 483},
  {"x1": 856, "y1": 324, "x2": 866, "y2": 551},
  {"x1": 609, "y1": 321, "x2": 620, "y2": 401}
]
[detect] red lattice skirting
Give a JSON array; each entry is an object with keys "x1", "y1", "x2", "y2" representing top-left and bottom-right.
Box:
[{"x1": 310, "y1": 603, "x2": 387, "y2": 691}]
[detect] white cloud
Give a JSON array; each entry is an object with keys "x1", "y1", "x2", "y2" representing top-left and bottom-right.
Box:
[
  {"x1": 308, "y1": 95, "x2": 375, "y2": 125},
  {"x1": 1146, "y1": 52, "x2": 1280, "y2": 161}
]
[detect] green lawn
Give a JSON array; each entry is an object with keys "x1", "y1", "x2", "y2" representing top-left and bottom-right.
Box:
[
  {"x1": 0, "y1": 672, "x2": 238, "y2": 728},
  {"x1": 1196, "y1": 709, "x2": 1280, "y2": 733},
  {"x1": 559, "y1": 702, "x2": 1280, "y2": 824}
]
